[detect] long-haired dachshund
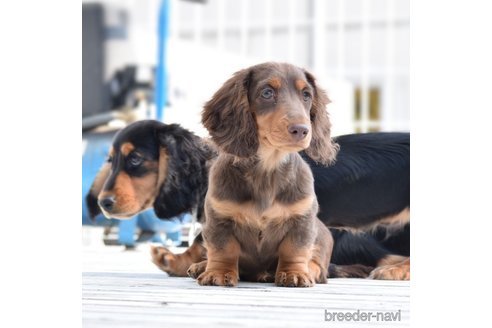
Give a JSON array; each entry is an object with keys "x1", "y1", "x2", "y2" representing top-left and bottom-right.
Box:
[{"x1": 196, "y1": 62, "x2": 342, "y2": 287}]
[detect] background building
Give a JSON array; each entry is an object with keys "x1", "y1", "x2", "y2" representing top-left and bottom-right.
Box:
[{"x1": 83, "y1": 0, "x2": 409, "y2": 137}]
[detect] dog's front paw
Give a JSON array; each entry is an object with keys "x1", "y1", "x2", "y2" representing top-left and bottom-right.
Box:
[
  {"x1": 256, "y1": 271, "x2": 275, "y2": 283},
  {"x1": 150, "y1": 246, "x2": 188, "y2": 277},
  {"x1": 275, "y1": 270, "x2": 314, "y2": 287},
  {"x1": 197, "y1": 270, "x2": 238, "y2": 287},
  {"x1": 187, "y1": 260, "x2": 207, "y2": 279}
]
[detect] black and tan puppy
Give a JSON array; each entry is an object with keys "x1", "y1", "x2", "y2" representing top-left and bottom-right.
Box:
[
  {"x1": 85, "y1": 121, "x2": 215, "y2": 273},
  {"x1": 196, "y1": 62, "x2": 339, "y2": 287}
]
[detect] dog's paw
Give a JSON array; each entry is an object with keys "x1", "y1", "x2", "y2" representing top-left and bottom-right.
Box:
[
  {"x1": 275, "y1": 270, "x2": 314, "y2": 287},
  {"x1": 197, "y1": 270, "x2": 239, "y2": 287},
  {"x1": 256, "y1": 271, "x2": 275, "y2": 283},
  {"x1": 369, "y1": 263, "x2": 410, "y2": 280},
  {"x1": 150, "y1": 246, "x2": 186, "y2": 277},
  {"x1": 187, "y1": 261, "x2": 207, "y2": 279}
]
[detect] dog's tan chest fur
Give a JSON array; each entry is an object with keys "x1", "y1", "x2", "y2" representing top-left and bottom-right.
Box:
[{"x1": 207, "y1": 195, "x2": 314, "y2": 230}]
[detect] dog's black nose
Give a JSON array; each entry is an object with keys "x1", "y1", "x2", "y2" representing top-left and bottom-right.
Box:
[
  {"x1": 98, "y1": 197, "x2": 115, "y2": 212},
  {"x1": 288, "y1": 124, "x2": 310, "y2": 140}
]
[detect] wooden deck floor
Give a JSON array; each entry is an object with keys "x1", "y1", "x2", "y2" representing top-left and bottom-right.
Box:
[{"x1": 82, "y1": 227, "x2": 410, "y2": 327}]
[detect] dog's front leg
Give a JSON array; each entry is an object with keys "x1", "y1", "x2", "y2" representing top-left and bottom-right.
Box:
[
  {"x1": 275, "y1": 217, "x2": 316, "y2": 287},
  {"x1": 197, "y1": 219, "x2": 240, "y2": 287}
]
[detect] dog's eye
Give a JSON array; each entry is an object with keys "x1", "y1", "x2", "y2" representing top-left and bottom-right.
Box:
[
  {"x1": 106, "y1": 156, "x2": 113, "y2": 163},
  {"x1": 128, "y1": 155, "x2": 143, "y2": 167},
  {"x1": 260, "y1": 87, "x2": 275, "y2": 100},
  {"x1": 302, "y1": 90, "x2": 312, "y2": 101}
]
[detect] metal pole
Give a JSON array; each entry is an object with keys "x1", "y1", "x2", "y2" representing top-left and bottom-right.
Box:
[{"x1": 155, "y1": 0, "x2": 170, "y2": 121}]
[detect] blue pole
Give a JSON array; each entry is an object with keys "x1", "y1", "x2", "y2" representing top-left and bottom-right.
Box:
[{"x1": 155, "y1": 0, "x2": 170, "y2": 121}]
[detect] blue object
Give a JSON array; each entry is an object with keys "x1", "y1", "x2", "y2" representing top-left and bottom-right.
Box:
[
  {"x1": 82, "y1": 131, "x2": 117, "y2": 226},
  {"x1": 117, "y1": 211, "x2": 191, "y2": 247},
  {"x1": 117, "y1": 216, "x2": 139, "y2": 246},
  {"x1": 155, "y1": 0, "x2": 170, "y2": 121}
]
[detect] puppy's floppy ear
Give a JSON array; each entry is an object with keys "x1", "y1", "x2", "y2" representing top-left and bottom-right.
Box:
[
  {"x1": 85, "y1": 163, "x2": 111, "y2": 219},
  {"x1": 304, "y1": 70, "x2": 339, "y2": 166},
  {"x1": 202, "y1": 69, "x2": 258, "y2": 157},
  {"x1": 154, "y1": 124, "x2": 210, "y2": 220}
]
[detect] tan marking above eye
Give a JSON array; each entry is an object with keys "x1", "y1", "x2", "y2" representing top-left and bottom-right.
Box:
[
  {"x1": 268, "y1": 77, "x2": 282, "y2": 89},
  {"x1": 120, "y1": 142, "x2": 135, "y2": 156},
  {"x1": 295, "y1": 79, "x2": 307, "y2": 91}
]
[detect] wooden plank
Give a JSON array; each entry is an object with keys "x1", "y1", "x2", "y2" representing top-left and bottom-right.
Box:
[{"x1": 82, "y1": 232, "x2": 410, "y2": 327}]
